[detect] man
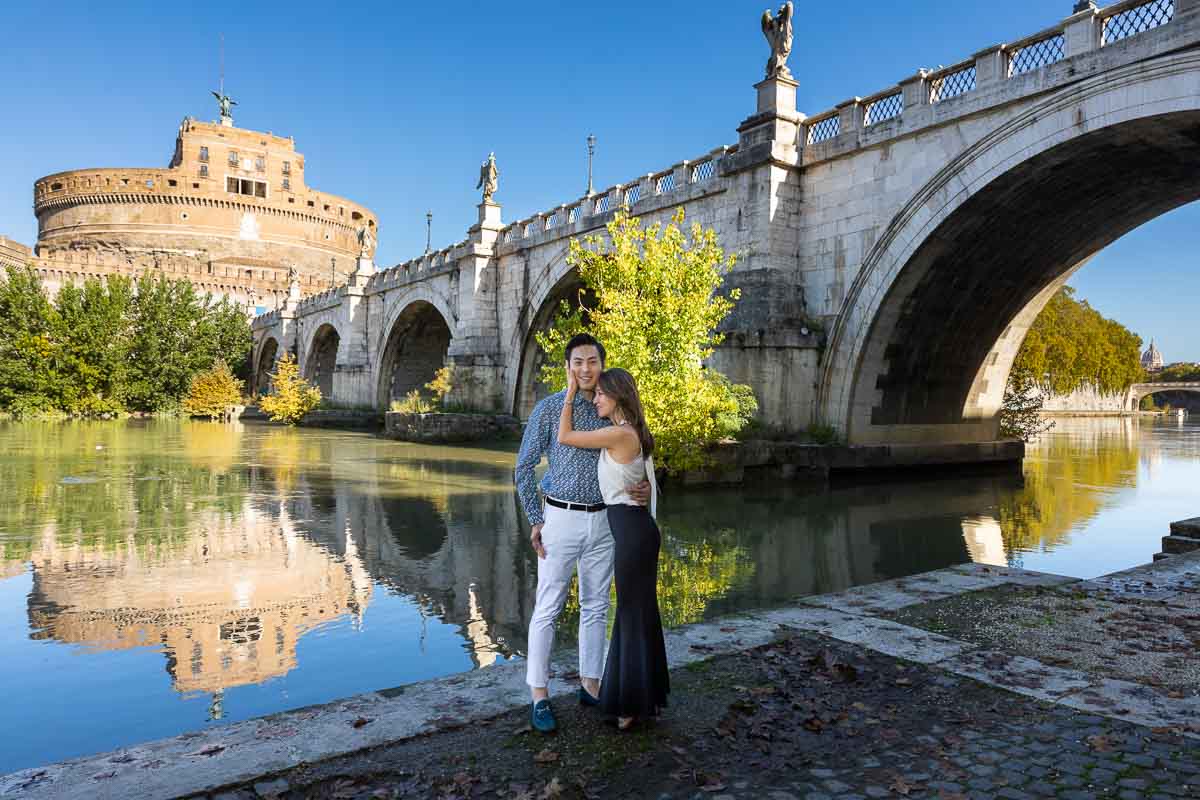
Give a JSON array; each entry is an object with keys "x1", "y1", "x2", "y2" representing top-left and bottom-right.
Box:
[{"x1": 515, "y1": 333, "x2": 650, "y2": 733}]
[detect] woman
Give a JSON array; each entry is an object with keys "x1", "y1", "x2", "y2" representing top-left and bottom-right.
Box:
[{"x1": 558, "y1": 367, "x2": 668, "y2": 730}]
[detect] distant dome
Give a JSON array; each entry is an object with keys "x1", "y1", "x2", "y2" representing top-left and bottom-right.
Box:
[{"x1": 1141, "y1": 340, "x2": 1164, "y2": 372}]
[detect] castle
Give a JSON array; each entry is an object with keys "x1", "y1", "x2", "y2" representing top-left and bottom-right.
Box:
[{"x1": 2, "y1": 98, "x2": 376, "y2": 314}]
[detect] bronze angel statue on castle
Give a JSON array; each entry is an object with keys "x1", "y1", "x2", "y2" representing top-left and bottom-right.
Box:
[{"x1": 761, "y1": 2, "x2": 794, "y2": 80}]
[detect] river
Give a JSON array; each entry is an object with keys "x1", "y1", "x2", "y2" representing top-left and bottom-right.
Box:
[{"x1": 0, "y1": 415, "x2": 1196, "y2": 774}]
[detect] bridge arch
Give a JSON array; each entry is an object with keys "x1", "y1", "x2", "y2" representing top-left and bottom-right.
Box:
[
  {"x1": 819, "y1": 52, "x2": 1200, "y2": 444},
  {"x1": 376, "y1": 298, "x2": 454, "y2": 411},
  {"x1": 506, "y1": 246, "x2": 596, "y2": 418},
  {"x1": 304, "y1": 323, "x2": 341, "y2": 399},
  {"x1": 254, "y1": 336, "x2": 280, "y2": 397},
  {"x1": 1129, "y1": 383, "x2": 1200, "y2": 411}
]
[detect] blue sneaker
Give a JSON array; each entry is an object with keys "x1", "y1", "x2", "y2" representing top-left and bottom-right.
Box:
[
  {"x1": 531, "y1": 699, "x2": 557, "y2": 733},
  {"x1": 578, "y1": 686, "x2": 600, "y2": 707}
]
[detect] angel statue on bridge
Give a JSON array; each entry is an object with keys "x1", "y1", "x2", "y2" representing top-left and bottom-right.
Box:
[
  {"x1": 357, "y1": 225, "x2": 375, "y2": 259},
  {"x1": 476, "y1": 152, "x2": 499, "y2": 202},
  {"x1": 761, "y1": 2, "x2": 794, "y2": 80}
]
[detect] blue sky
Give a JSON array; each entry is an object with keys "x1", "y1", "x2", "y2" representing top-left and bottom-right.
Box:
[{"x1": 0, "y1": 0, "x2": 1194, "y2": 360}]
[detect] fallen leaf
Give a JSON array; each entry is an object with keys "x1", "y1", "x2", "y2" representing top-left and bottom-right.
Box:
[
  {"x1": 539, "y1": 777, "x2": 565, "y2": 798},
  {"x1": 1086, "y1": 734, "x2": 1114, "y2": 752},
  {"x1": 533, "y1": 748, "x2": 560, "y2": 764},
  {"x1": 889, "y1": 774, "x2": 913, "y2": 795}
]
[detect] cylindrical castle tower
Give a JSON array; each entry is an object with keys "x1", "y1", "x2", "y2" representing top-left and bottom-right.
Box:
[{"x1": 31, "y1": 114, "x2": 377, "y2": 311}]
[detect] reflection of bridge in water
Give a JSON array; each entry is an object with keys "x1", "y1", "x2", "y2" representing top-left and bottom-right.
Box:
[{"x1": 10, "y1": 427, "x2": 1041, "y2": 704}]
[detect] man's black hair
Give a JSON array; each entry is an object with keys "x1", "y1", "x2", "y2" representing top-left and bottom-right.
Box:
[{"x1": 565, "y1": 333, "x2": 606, "y2": 365}]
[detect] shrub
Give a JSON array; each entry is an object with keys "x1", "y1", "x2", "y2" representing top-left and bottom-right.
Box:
[
  {"x1": 259, "y1": 353, "x2": 321, "y2": 424},
  {"x1": 183, "y1": 359, "x2": 245, "y2": 419},
  {"x1": 537, "y1": 211, "x2": 757, "y2": 473},
  {"x1": 390, "y1": 390, "x2": 435, "y2": 414}
]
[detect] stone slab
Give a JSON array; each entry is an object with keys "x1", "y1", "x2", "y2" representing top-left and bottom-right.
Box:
[{"x1": 938, "y1": 648, "x2": 1094, "y2": 702}]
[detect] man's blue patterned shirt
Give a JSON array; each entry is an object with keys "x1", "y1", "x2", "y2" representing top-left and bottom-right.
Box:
[{"x1": 514, "y1": 389, "x2": 610, "y2": 526}]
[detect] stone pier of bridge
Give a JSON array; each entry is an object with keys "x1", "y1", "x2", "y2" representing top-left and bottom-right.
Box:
[{"x1": 253, "y1": 0, "x2": 1200, "y2": 449}]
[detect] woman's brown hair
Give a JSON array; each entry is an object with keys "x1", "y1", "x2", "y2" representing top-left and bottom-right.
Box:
[{"x1": 597, "y1": 368, "x2": 655, "y2": 457}]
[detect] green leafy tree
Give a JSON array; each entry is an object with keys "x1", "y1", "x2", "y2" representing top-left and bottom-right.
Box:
[
  {"x1": 260, "y1": 352, "x2": 321, "y2": 424},
  {"x1": 1156, "y1": 363, "x2": 1200, "y2": 383},
  {"x1": 1009, "y1": 287, "x2": 1143, "y2": 397},
  {"x1": 183, "y1": 359, "x2": 245, "y2": 418},
  {"x1": 53, "y1": 276, "x2": 134, "y2": 414},
  {"x1": 0, "y1": 265, "x2": 63, "y2": 415},
  {"x1": 0, "y1": 267, "x2": 251, "y2": 416},
  {"x1": 537, "y1": 211, "x2": 757, "y2": 472}
]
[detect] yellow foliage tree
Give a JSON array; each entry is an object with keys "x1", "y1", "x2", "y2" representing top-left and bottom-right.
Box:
[
  {"x1": 182, "y1": 359, "x2": 244, "y2": 419},
  {"x1": 259, "y1": 352, "x2": 321, "y2": 425},
  {"x1": 537, "y1": 210, "x2": 756, "y2": 472}
]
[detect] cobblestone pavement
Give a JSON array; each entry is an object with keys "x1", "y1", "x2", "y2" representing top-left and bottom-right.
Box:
[{"x1": 200, "y1": 630, "x2": 1200, "y2": 800}]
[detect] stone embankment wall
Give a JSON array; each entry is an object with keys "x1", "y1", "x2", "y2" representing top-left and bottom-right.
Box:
[
  {"x1": 1038, "y1": 383, "x2": 1131, "y2": 415},
  {"x1": 384, "y1": 412, "x2": 520, "y2": 443}
]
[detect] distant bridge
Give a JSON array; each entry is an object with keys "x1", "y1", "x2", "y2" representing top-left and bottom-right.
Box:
[
  {"x1": 253, "y1": 0, "x2": 1200, "y2": 449},
  {"x1": 1129, "y1": 382, "x2": 1200, "y2": 410}
]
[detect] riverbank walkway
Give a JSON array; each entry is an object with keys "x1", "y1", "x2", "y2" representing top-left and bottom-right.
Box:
[{"x1": 4, "y1": 553, "x2": 1199, "y2": 799}]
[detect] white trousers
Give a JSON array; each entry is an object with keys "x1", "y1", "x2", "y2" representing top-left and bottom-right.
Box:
[{"x1": 525, "y1": 502, "x2": 614, "y2": 688}]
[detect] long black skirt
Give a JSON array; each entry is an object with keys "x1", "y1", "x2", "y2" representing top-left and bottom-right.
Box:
[{"x1": 599, "y1": 504, "x2": 670, "y2": 718}]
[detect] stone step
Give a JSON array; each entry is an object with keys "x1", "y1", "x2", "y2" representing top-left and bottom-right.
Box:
[{"x1": 1160, "y1": 534, "x2": 1200, "y2": 555}]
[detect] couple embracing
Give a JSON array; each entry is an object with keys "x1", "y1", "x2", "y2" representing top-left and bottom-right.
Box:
[{"x1": 514, "y1": 333, "x2": 669, "y2": 733}]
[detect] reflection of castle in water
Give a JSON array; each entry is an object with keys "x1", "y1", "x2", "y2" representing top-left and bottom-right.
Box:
[{"x1": 23, "y1": 502, "x2": 372, "y2": 706}]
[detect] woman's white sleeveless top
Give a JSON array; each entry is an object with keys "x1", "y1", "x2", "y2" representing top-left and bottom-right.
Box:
[{"x1": 598, "y1": 444, "x2": 659, "y2": 519}]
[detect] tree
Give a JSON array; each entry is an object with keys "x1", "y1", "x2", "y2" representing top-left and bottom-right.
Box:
[
  {"x1": 183, "y1": 360, "x2": 245, "y2": 419},
  {"x1": 1009, "y1": 287, "x2": 1143, "y2": 397},
  {"x1": 0, "y1": 267, "x2": 252, "y2": 416},
  {"x1": 0, "y1": 265, "x2": 63, "y2": 415},
  {"x1": 259, "y1": 352, "x2": 321, "y2": 424},
  {"x1": 999, "y1": 366, "x2": 1054, "y2": 442},
  {"x1": 537, "y1": 210, "x2": 757, "y2": 472}
]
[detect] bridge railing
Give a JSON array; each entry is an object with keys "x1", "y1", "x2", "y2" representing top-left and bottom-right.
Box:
[
  {"x1": 799, "y1": 0, "x2": 1179, "y2": 150},
  {"x1": 500, "y1": 144, "x2": 733, "y2": 245}
]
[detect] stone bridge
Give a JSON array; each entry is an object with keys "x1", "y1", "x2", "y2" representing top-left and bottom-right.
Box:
[
  {"x1": 1129, "y1": 381, "x2": 1200, "y2": 409},
  {"x1": 253, "y1": 0, "x2": 1200, "y2": 447}
]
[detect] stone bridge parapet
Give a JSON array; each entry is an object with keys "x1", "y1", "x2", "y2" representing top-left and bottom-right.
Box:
[{"x1": 253, "y1": 0, "x2": 1200, "y2": 449}]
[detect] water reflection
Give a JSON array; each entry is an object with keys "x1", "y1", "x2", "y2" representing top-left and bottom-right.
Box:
[{"x1": 0, "y1": 416, "x2": 1196, "y2": 773}]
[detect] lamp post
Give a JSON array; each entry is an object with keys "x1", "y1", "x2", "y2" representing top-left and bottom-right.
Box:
[
  {"x1": 586, "y1": 134, "x2": 596, "y2": 197},
  {"x1": 425, "y1": 211, "x2": 433, "y2": 254}
]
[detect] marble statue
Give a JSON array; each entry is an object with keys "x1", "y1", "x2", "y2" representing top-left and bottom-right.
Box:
[
  {"x1": 476, "y1": 152, "x2": 499, "y2": 202},
  {"x1": 761, "y1": 2, "x2": 794, "y2": 80},
  {"x1": 357, "y1": 225, "x2": 375, "y2": 258}
]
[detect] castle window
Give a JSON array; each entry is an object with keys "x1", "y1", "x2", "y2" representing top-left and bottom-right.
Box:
[
  {"x1": 282, "y1": 177, "x2": 290, "y2": 191},
  {"x1": 255, "y1": 157, "x2": 265, "y2": 172},
  {"x1": 288, "y1": 197, "x2": 294, "y2": 203},
  {"x1": 145, "y1": 180, "x2": 153, "y2": 188},
  {"x1": 227, "y1": 177, "x2": 239, "y2": 193},
  {"x1": 199, "y1": 164, "x2": 208, "y2": 178},
  {"x1": 351, "y1": 211, "x2": 362, "y2": 221},
  {"x1": 168, "y1": 179, "x2": 177, "y2": 187},
  {"x1": 199, "y1": 146, "x2": 209, "y2": 162},
  {"x1": 50, "y1": 182, "x2": 62, "y2": 191},
  {"x1": 307, "y1": 200, "x2": 315, "y2": 207},
  {"x1": 228, "y1": 150, "x2": 239, "y2": 166},
  {"x1": 193, "y1": 182, "x2": 200, "y2": 189},
  {"x1": 323, "y1": 204, "x2": 330, "y2": 212},
  {"x1": 253, "y1": 181, "x2": 266, "y2": 198},
  {"x1": 282, "y1": 161, "x2": 290, "y2": 175}
]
